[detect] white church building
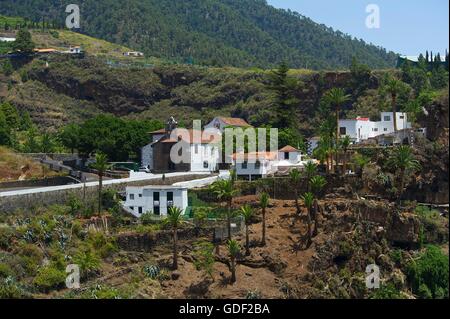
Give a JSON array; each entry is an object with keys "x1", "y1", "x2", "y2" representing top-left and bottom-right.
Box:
[{"x1": 339, "y1": 112, "x2": 411, "y2": 143}]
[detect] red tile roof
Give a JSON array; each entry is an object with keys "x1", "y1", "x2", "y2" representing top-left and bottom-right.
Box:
[
  {"x1": 232, "y1": 152, "x2": 278, "y2": 161},
  {"x1": 149, "y1": 128, "x2": 167, "y2": 135},
  {"x1": 218, "y1": 117, "x2": 251, "y2": 127},
  {"x1": 278, "y1": 145, "x2": 299, "y2": 153}
]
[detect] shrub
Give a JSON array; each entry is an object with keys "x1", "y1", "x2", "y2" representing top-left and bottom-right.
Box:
[
  {"x1": 73, "y1": 248, "x2": 101, "y2": 279},
  {"x1": 33, "y1": 265, "x2": 66, "y2": 292},
  {"x1": 369, "y1": 283, "x2": 404, "y2": 299},
  {"x1": 0, "y1": 225, "x2": 15, "y2": 249},
  {"x1": 193, "y1": 241, "x2": 215, "y2": 278},
  {"x1": 87, "y1": 231, "x2": 117, "y2": 258},
  {"x1": 406, "y1": 245, "x2": 449, "y2": 299},
  {"x1": 0, "y1": 277, "x2": 29, "y2": 298},
  {"x1": 143, "y1": 265, "x2": 160, "y2": 279},
  {"x1": 140, "y1": 212, "x2": 155, "y2": 225},
  {"x1": 0, "y1": 263, "x2": 13, "y2": 278}
]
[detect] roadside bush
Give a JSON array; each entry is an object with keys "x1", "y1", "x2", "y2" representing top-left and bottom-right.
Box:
[
  {"x1": 406, "y1": 245, "x2": 449, "y2": 299},
  {"x1": 369, "y1": 283, "x2": 404, "y2": 299},
  {"x1": 87, "y1": 231, "x2": 117, "y2": 258},
  {"x1": 33, "y1": 265, "x2": 66, "y2": 292}
]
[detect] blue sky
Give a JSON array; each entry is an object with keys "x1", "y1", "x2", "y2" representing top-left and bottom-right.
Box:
[{"x1": 267, "y1": 0, "x2": 449, "y2": 56}]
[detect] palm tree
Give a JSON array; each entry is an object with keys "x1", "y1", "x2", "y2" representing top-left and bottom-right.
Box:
[
  {"x1": 310, "y1": 176, "x2": 327, "y2": 237},
  {"x1": 240, "y1": 205, "x2": 255, "y2": 256},
  {"x1": 164, "y1": 206, "x2": 185, "y2": 270},
  {"x1": 304, "y1": 161, "x2": 317, "y2": 191},
  {"x1": 92, "y1": 152, "x2": 109, "y2": 215},
  {"x1": 387, "y1": 146, "x2": 421, "y2": 204},
  {"x1": 301, "y1": 192, "x2": 315, "y2": 248},
  {"x1": 324, "y1": 88, "x2": 351, "y2": 168},
  {"x1": 340, "y1": 135, "x2": 351, "y2": 176},
  {"x1": 211, "y1": 179, "x2": 238, "y2": 240},
  {"x1": 227, "y1": 239, "x2": 241, "y2": 284},
  {"x1": 259, "y1": 192, "x2": 269, "y2": 246},
  {"x1": 289, "y1": 169, "x2": 302, "y2": 215},
  {"x1": 352, "y1": 153, "x2": 370, "y2": 178},
  {"x1": 385, "y1": 77, "x2": 403, "y2": 133}
]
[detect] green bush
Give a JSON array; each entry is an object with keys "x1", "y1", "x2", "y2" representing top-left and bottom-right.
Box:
[
  {"x1": 369, "y1": 283, "x2": 404, "y2": 299},
  {"x1": 33, "y1": 265, "x2": 66, "y2": 292},
  {"x1": 0, "y1": 263, "x2": 13, "y2": 278},
  {"x1": 0, "y1": 225, "x2": 15, "y2": 249},
  {"x1": 73, "y1": 248, "x2": 101, "y2": 279},
  {"x1": 406, "y1": 245, "x2": 449, "y2": 299},
  {"x1": 0, "y1": 277, "x2": 29, "y2": 298}
]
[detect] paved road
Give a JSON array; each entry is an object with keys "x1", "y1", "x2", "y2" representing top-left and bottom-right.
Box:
[{"x1": 0, "y1": 172, "x2": 211, "y2": 198}]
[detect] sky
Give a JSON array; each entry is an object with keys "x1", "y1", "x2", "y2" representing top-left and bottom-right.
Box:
[{"x1": 267, "y1": 0, "x2": 449, "y2": 57}]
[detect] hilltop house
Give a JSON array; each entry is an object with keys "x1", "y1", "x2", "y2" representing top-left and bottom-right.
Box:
[
  {"x1": 338, "y1": 112, "x2": 411, "y2": 143},
  {"x1": 204, "y1": 117, "x2": 251, "y2": 133},
  {"x1": 123, "y1": 185, "x2": 188, "y2": 217},
  {"x1": 124, "y1": 51, "x2": 144, "y2": 57},
  {"x1": 233, "y1": 145, "x2": 307, "y2": 180},
  {"x1": 141, "y1": 117, "x2": 220, "y2": 173},
  {"x1": 0, "y1": 37, "x2": 15, "y2": 42}
]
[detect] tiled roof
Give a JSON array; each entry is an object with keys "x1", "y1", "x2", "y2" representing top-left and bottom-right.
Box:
[
  {"x1": 149, "y1": 128, "x2": 167, "y2": 134},
  {"x1": 218, "y1": 117, "x2": 251, "y2": 127},
  {"x1": 158, "y1": 129, "x2": 220, "y2": 145},
  {"x1": 279, "y1": 145, "x2": 299, "y2": 153},
  {"x1": 232, "y1": 152, "x2": 278, "y2": 161}
]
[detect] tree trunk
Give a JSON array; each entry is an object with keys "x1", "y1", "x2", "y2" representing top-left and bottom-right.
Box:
[
  {"x1": 313, "y1": 200, "x2": 319, "y2": 237},
  {"x1": 336, "y1": 106, "x2": 340, "y2": 173},
  {"x1": 306, "y1": 207, "x2": 312, "y2": 248},
  {"x1": 261, "y1": 208, "x2": 266, "y2": 246},
  {"x1": 245, "y1": 225, "x2": 250, "y2": 256},
  {"x1": 98, "y1": 174, "x2": 103, "y2": 215},
  {"x1": 397, "y1": 169, "x2": 405, "y2": 205},
  {"x1": 227, "y1": 199, "x2": 232, "y2": 240},
  {"x1": 343, "y1": 150, "x2": 347, "y2": 176},
  {"x1": 173, "y1": 228, "x2": 178, "y2": 270},
  {"x1": 230, "y1": 258, "x2": 236, "y2": 283},
  {"x1": 392, "y1": 94, "x2": 398, "y2": 132},
  {"x1": 294, "y1": 189, "x2": 300, "y2": 215}
]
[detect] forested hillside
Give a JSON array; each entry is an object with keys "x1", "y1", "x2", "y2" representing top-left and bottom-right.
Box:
[{"x1": 0, "y1": 0, "x2": 397, "y2": 69}]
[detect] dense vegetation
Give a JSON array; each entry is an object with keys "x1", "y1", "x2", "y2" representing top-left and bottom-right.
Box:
[{"x1": 0, "y1": 0, "x2": 398, "y2": 69}]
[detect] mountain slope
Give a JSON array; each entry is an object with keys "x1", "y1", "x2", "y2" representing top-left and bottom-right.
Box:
[{"x1": 0, "y1": 0, "x2": 397, "y2": 69}]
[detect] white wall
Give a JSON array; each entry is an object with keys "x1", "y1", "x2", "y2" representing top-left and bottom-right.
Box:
[
  {"x1": 141, "y1": 144, "x2": 154, "y2": 169},
  {"x1": 235, "y1": 159, "x2": 274, "y2": 179},
  {"x1": 190, "y1": 143, "x2": 219, "y2": 172}
]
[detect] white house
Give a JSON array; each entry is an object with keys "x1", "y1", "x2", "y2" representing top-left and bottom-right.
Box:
[
  {"x1": 339, "y1": 112, "x2": 411, "y2": 143},
  {"x1": 204, "y1": 117, "x2": 251, "y2": 133},
  {"x1": 0, "y1": 37, "x2": 15, "y2": 42},
  {"x1": 123, "y1": 185, "x2": 188, "y2": 217},
  {"x1": 124, "y1": 51, "x2": 144, "y2": 57},
  {"x1": 232, "y1": 145, "x2": 307, "y2": 180}
]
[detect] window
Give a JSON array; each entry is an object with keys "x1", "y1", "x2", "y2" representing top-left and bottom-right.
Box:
[
  {"x1": 384, "y1": 128, "x2": 388, "y2": 132},
  {"x1": 339, "y1": 127, "x2": 347, "y2": 135},
  {"x1": 129, "y1": 194, "x2": 135, "y2": 200},
  {"x1": 384, "y1": 116, "x2": 391, "y2": 121},
  {"x1": 129, "y1": 206, "x2": 134, "y2": 211},
  {"x1": 284, "y1": 152, "x2": 289, "y2": 160},
  {"x1": 242, "y1": 161, "x2": 248, "y2": 169},
  {"x1": 167, "y1": 192, "x2": 174, "y2": 207},
  {"x1": 203, "y1": 161, "x2": 209, "y2": 169},
  {"x1": 373, "y1": 128, "x2": 378, "y2": 132},
  {"x1": 255, "y1": 161, "x2": 261, "y2": 169},
  {"x1": 138, "y1": 194, "x2": 142, "y2": 198},
  {"x1": 400, "y1": 115, "x2": 404, "y2": 119},
  {"x1": 153, "y1": 192, "x2": 160, "y2": 204},
  {"x1": 138, "y1": 207, "x2": 143, "y2": 215}
]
